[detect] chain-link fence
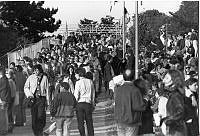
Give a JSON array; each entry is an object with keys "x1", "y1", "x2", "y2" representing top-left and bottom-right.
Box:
[{"x1": 0, "y1": 54, "x2": 8, "y2": 68}]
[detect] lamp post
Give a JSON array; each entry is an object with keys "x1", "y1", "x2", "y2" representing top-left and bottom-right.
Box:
[
  {"x1": 135, "y1": 1, "x2": 138, "y2": 79},
  {"x1": 123, "y1": 1, "x2": 126, "y2": 58}
]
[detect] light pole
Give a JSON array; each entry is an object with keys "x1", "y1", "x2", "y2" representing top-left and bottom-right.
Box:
[
  {"x1": 123, "y1": 1, "x2": 126, "y2": 58},
  {"x1": 135, "y1": 1, "x2": 138, "y2": 79}
]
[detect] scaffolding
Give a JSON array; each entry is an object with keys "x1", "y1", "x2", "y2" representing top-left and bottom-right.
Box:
[{"x1": 67, "y1": 24, "x2": 122, "y2": 36}]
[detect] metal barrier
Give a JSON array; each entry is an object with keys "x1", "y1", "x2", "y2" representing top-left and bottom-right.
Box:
[{"x1": 0, "y1": 54, "x2": 8, "y2": 68}]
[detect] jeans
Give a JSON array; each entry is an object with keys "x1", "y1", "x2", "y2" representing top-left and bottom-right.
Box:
[
  {"x1": 117, "y1": 123, "x2": 139, "y2": 136},
  {"x1": 31, "y1": 96, "x2": 46, "y2": 136},
  {"x1": 15, "y1": 92, "x2": 26, "y2": 126},
  {"x1": 76, "y1": 102, "x2": 94, "y2": 136},
  {"x1": 56, "y1": 117, "x2": 72, "y2": 136}
]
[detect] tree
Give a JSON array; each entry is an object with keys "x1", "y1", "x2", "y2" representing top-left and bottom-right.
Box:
[
  {"x1": 0, "y1": 24, "x2": 18, "y2": 56},
  {"x1": 100, "y1": 15, "x2": 115, "y2": 25},
  {"x1": 129, "y1": 9, "x2": 169, "y2": 53},
  {"x1": 0, "y1": 1, "x2": 61, "y2": 42},
  {"x1": 169, "y1": 1, "x2": 199, "y2": 33},
  {"x1": 79, "y1": 18, "x2": 97, "y2": 25}
]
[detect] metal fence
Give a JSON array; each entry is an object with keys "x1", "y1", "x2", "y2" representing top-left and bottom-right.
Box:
[{"x1": 0, "y1": 53, "x2": 8, "y2": 68}]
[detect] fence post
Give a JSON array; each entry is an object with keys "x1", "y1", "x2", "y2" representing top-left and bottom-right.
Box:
[{"x1": 7, "y1": 53, "x2": 9, "y2": 68}]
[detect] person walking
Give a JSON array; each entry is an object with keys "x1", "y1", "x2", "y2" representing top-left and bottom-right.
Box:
[
  {"x1": 0, "y1": 67, "x2": 11, "y2": 135},
  {"x1": 24, "y1": 64, "x2": 49, "y2": 136},
  {"x1": 103, "y1": 54, "x2": 114, "y2": 98},
  {"x1": 15, "y1": 65, "x2": 27, "y2": 126},
  {"x1": 7, "y1": 70, "x2": 17, "y2": 132},
  {"x1": 114, "y1": 69, "x2": 146, "y2": 136},
  {"x1": 74, "y1": 68, "x2": 95, "y2": 136},
  {"x1": 50, "y1": 82, "x2": 77, "y2": 136}
]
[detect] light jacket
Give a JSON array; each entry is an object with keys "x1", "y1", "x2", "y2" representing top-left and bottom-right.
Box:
[
  {"x1": 24, "y1": 74, "x2": 49, "y2": 104},
  {"x1": 74, "y1": 77, "x2": 95, "y2": 105}
]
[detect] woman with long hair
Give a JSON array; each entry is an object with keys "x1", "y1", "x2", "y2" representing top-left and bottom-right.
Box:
[
  {"x1": 162, "y1": 69, "x2": 187, "y2": 136},
  {"x1": 66, "y1": 65, "x2": 76, "y2": 87}
]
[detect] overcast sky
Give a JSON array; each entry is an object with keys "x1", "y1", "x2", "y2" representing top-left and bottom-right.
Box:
[{"x1": 43, "y1": 1, "x2": 181, "y2": 35}]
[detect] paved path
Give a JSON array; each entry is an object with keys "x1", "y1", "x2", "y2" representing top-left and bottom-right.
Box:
[{"x1": 7, "y1": 91, "x2": 117, "y2": 136}]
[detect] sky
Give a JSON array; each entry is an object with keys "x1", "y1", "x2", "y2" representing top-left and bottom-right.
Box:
[{"x1": 43, "y1": 1, "x2": 182, "y2": 35}]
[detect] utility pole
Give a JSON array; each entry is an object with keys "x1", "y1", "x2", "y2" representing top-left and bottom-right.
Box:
[
  {"x1": 123, "y1": 1, "x2": 126, "y2": 58},
  {"x1": 135, "y1": 1, "x2": 139, "y2": 79},
  {"x1": 66, "y1": 21, "x2": 68, "y2": 37}
]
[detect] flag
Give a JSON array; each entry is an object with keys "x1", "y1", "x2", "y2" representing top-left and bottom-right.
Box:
[
  {"x1": 110, "y1": 1, "x2": 112, "y2": 12},
  {"x1": 110, "y1": 1, "x2": 118, "y2": 12},
  {"x1": 124, "y1": 7, "x2": 130, "y2": 24},
  {"x1": 124, "y1": 7, "x2": 128, "y2": 15}
]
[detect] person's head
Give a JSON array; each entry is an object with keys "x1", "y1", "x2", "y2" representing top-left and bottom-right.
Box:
[
  {"x1": 70, "y1": 32, "x2": 74, "y2": 37},
  {"x1": 27, "y1": 63, "x2": 33, "y2": 70},
  {"x1": 60, "y1": 82, "x2": 70, "y2": 92},
  {"x1": 123, "y1": 69, "x2": 134, "y2": 81},
  {"x1": 75, "y1": 67, "x2": 86, "y2": 79},
  {"x1": 134, "y1": 78, "x2": 147, "y2": 96},
  {"x1": 10, "y1": 62, "x2": 15, "y2": 69},
  {"x1": 67, "y1": 65, "x2": 74, "y2": 74},
  {"x1": 74, "y1": 55, "x2": 79, "y2": 62},
  {"x1": 20, "y1": 60, "x2": 26, "y2": 67},
  {"x1": 163, "y1": 70, "x2": 185, "y2": 90},
  {"x1": 42, "y1": 53, "x2": 46, "y2": 58},
  {"x1": 53, "y1": 55, "x2": 58, "y2": 60},
  {"x1": 16, "y1": 65, "x2": 23, "y2": 72},
  {"x1": 0, "y1": 66, "x2": 6, "y2": 78},
  {"x1": 41, "y1": 47, "x2": 45, "y2": 53},
  {"x1": 105, "y1": 54, "x2": 112, "y2": 62},
  {"x1": 33, "y1": 64, "x2": 43, "y2": 76},
  {"x1": 79, "y1": 56, "x2": 84, "y2": 63},
  {"x1": 186, "y1": 78, "x2": 198, "y2": 92},
  {"x1": 57, "y1": 48, "x2": 61, "y2": 55},
  {"x1": 37, "y1": 58, "x2": 43, "y2": 64}
]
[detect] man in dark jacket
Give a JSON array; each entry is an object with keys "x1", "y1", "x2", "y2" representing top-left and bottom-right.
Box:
[
  {"x1": 0, "y1": 67, "x2": 11, "y2": 134},
  {"x1": 0, "y1": 67, "x2": 11, "y2": 103},
  {"x1": 50, "y1": 82, "x2": 76, "y2": 136},
  {"x1": 114, "y1": 69, "x2": 146, "y2": 136},
  {"x1": 103, "y1": 54, "x2": 114, "y2": 98}
]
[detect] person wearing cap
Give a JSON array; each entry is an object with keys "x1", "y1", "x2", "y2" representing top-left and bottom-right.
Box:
[{"x1": 50, "y1": 82, "x2": 77, "y2": 136}]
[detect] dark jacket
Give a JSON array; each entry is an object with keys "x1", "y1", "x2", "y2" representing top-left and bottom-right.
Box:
[
  {"x1": 0, "y1": 76, "x2": 11, "y2": 102},
  {"x1": 138, "y1": 99, "x2": 154, "y2": 134},
  {"x1": 165, "y1": 90, "x2": 187, "y2": 135},
  {"x1": 114, "y1": 82, "x2": 146, "y2": 126},
  {"x1": 103, "y1": 62, "x2": 113, "y2": 82},
  {"x1": 50, "y1": 92, "x2": 77, "y2": 118},
  {"x1": 111, "y1": 56, "x2": 120, "y2": 75}
]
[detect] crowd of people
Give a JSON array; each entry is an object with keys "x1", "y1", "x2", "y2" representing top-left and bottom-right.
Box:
[{"x1": 0, "y1": 27, "x2": 198, "y2": 136}]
